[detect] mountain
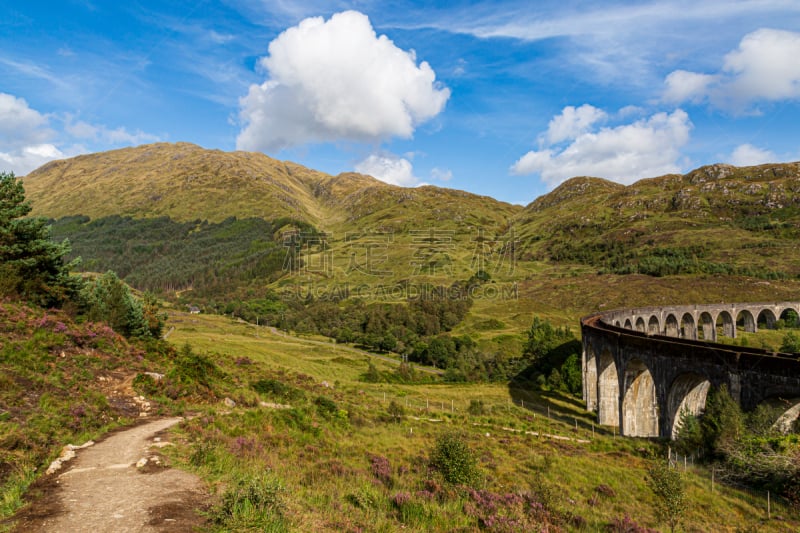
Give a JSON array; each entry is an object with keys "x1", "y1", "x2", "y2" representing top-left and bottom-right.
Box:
[
  {"x1": 21, "y1": 143, "x2": 800, "y2": 313},
  {"x1": 23, "y1": 142, "x2": 520, "y2": 232},
  {"x1": 514, "y1": 162, "x2": 800, "y2": 278}
]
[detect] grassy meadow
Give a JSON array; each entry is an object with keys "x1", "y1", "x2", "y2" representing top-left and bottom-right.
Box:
[{"x1": 157, "y1": 309, "x2": 798, "y2": 532}]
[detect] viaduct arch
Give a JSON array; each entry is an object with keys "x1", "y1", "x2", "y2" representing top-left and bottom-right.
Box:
[{"x1": 582, "y1": 301, "x2": 800, "y2": 439}]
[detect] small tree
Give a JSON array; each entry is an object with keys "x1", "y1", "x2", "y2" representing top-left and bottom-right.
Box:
[
  {"x1": 780, "y1": 331, "x2": 800, "y2": 353},
  {"x1": 80, "y1": 271, "x2": 157, "y2": 338},
  {"x1": 560, "y1": 353, "x2": 583, "y2": 395},
  {"x1": 363, "y1": 361, "x2": 381, "y2": 383},
  {"x1": 673, "y1": 408, "x2": 704, "y2": 456},
  {"x1": 430, "y1": 432, "x2": 481, "y2": 487},
  {"x1": 523, "y1": 316, "x2": 574, "y2": 366},
  {"x1": 0, "y1": 171, "x2": 81, "y2": 306},
  {"x1": 646, "y1": 461, "x2": 687, "y2": 533},
  {"x1": 386, "y1": 400, "x2": 405, "y2": 422},
  {"x1": 701, "y1": 384, "x2": 744, "y2": 458}
]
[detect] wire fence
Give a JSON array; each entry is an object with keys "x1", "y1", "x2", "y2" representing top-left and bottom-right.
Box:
[
  {"x1": 365, "y1": 389, "x2": 603, "y2": 443},
  {"x1": 365, "y1": 390, "x2": 797, "y2": 520},
  {"x1": 667, "y1": 448, "x2": 795, "y2": 520}
]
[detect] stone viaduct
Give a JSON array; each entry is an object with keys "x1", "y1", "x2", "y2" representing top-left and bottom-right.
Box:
[{"x1": 581, "y1": 302, "x2": 800, "y2": 439}]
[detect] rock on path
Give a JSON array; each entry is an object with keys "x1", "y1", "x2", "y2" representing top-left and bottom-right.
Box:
[{"x1": 14, "y1": 417, "x2": 210, "y2": 533}]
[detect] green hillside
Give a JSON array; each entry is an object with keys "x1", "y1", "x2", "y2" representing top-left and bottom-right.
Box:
[
  {"x1": 5, "y1": 153, "x2": 800, "y2": 531},
  {"x1": 20, "y1": 143, "x2": 800, "y2": 382},
  {"x1": 516, "y1": 163, "x2": 800, "y2": 279}
]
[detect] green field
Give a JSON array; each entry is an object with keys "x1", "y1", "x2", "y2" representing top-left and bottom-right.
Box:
[{"x1": 159, "y1": 309, "x2": 797, "y2": 532}]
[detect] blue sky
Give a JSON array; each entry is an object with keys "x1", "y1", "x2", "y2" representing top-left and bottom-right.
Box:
[{"x1": 2, "y1": 1, "x2": 800, "y2": 205}]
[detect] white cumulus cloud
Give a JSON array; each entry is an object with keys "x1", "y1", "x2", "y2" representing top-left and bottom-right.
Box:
[
  {"x1": 544, "y1": 104, "x2": 607, "y2": 145},
  {"x1": 355, "y1": 153, "x2": 420, "y2": 187},
  {"x1": 663, "y1": 28, "x2": 800, "y2": 111},
  {"x1": 728, "y1": 144, "x2": 776, "y2": 166},
  {"x1": 662, "y1": 70, "x2": 717, "y2": 104},
  {"x1": 723, "y1": 28, "x2": 800, "y2": 105},
  {"x1": 0, "y1": 93, "x2": 62, "y2": 175},
  {"x1": 0, "y1": 92, "x2": 162, "y2": 176},
  {"x1": 512, "y1": 108, "x2": 692, "y2": 187},
  {"x1": 0, "y1": 93, "x2": 52, "y2": 149},
  {"x1": 0, "y1": 144, "x2": 65, "y2": 177},
  {"x1": 236, "y1": 10, "x2": 450, "y2": 152}
]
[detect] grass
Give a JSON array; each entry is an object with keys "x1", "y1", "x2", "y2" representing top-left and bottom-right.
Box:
[
  {"x1": 2, "y1": 300, "x2": 797, "y2": 531},
  {"x1": 159, "y1": 308, "x2": 799, "y2": 532}
]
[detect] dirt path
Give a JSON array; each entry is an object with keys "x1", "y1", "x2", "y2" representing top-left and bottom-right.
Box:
[{"x1": 12, "y1": 417, "x2": 211, "y2": 533}]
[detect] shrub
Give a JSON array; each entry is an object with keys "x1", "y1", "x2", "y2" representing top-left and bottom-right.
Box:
[
  {"x1": 646, "y1": 461, "x2": 687, "y2": 533},
  {"x1": 132, "y1": 373, "x2": 161, "y2": 396},
  {"x1": 314, "y1": 396, "x2": 338, "y2": 419},
  {"x1": 363, "y1": 361, "x2": 382, "y2": 383},
  {"x1": 172, "y1": 343, "x2": 218, "y2": 389},
  {"x1": 780, "y1": 331, "x2": 800, "y2": 353},
  {"x1": 252, "y1": 378, "x2": 305, "y2": 402},
  {"x1": 607, "y1": 514, "x2": 658, "y2": 532},
  {"x1": 429, "y1": 432, "x2": 482, "y2": 487},
  {"x1": 387, "y1": 400, "x2": 405, "y2": 422},
  {"x1": 370, "y1": 455, "x2": 393, "y2": 487},
  {"x1": 468, "y1": 399, "x2": 486, "y2": 416},
  {"x1": 346, "y1": 484, "x2": 381, "y2": 510},
  {"x1": 216, "y1": 473, "x2": 287, "y2": 531},
  {"x1": 673, "y1": 408, "x2": 704, "y2": 456},
  {"x1": 252, "y1": 378, "x2": 288, "y2": 397}
]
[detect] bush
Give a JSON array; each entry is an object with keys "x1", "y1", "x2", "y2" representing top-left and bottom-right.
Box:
[
  {"x1": 132, "y1": 373, "x2": 161, "y2": 396},
  {"x1": 216, "y1": 473, "x2": 287, "y2": 531},
  {"x1": 79, "y1": 271, "x2": 159, "y2": 338},
  {"x1": 363, "y1": 361, "x2": 382, "y2": 383},
  {"x1": 370, "y1": 455, "x2": 393, "y2": 487},
  {"x1": 646, "y1": 461, "x2": 686, "y2": 533},
  {"x1": 673, "y1": 408, "x2": 704, "y2": 456},
  {"x1": 387, "y1": 400, "x2": 405, "y2": 422},
  {"x1": 314, "y1": 396, "x2": 338, "y2": 419},
  {"x1": 780, "y1": 331, "x2": 800, "y2": 353},
  {"x1": 172, "y1": 343, "x2": 218, "y2": 388},
  {"x1": 560, "y1": 353, "x2": 582, "y2": 395},
  {"x1": 429, "y1": 432, "x2": 482, "y2": 487},
  {"x1": 607, "y1": 515, "x2": 658, "y2": 532},
  {"x1": 468, "y1": 399, "x2": 486, "y2": 416}
]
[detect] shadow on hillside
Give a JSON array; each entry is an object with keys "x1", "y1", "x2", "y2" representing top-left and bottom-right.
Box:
[
  {"x1": 507, "y1": 383, "x2": 614, "y2": 437},
  {"x1": 506, "y1": 341, "x2": 616, "y2": 437}
]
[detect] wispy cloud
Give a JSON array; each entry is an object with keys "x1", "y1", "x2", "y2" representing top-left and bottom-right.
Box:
[
  {"x1": 64, "y1": 115, "x2": 161, "y2": 145},
  {"x1": 0, "y1": 57, "x2": 70, "y2": 90},
  {"x1": 395, "y1": 1, "x2": 800, "y2": 87}
]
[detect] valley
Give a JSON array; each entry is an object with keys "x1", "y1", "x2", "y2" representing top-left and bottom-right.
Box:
[{"x1": 3, "y1": 145, "x2": 800, "y2": 530}]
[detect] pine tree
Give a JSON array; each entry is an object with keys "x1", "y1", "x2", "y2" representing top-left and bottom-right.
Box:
[{"x1": 0, "y1": 172, "x2": 81, "y2": 306}]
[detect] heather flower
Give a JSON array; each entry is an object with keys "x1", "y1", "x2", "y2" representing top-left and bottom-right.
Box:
[
  {"x1": 370, "y1": 455, "x2": 393, "y2": 487},
  {"x1": 392, "y1": 491, "x2": 411, "y2": 508}
]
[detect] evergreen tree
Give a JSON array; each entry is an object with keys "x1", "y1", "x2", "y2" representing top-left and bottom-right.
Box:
[
  {"x1": 0, "y1": 172, "x2": 81, "y2": 306},
  {"x1": 522, "y1": 316, "x2": 574, "y2": 365},
  {"x1": 700, "y1": 384, "x2": 744, "y2": 458},
  {"x1": 80, "y1": 271, "x2": 157, "y2": 338}
]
